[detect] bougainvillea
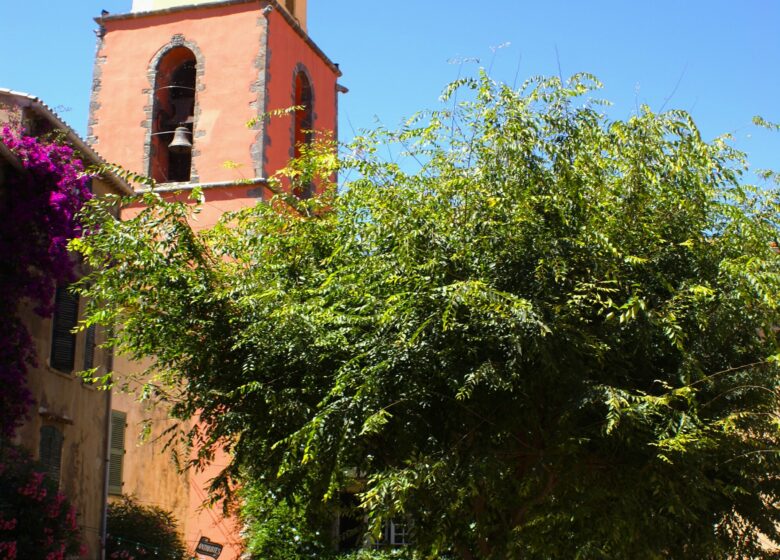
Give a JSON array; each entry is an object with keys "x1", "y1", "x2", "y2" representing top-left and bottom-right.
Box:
[
  {"x1": 0, "y1": 127, "x2": 93, "y2": 436},
  {"x1": 0, "y1": 442, "x2": 84, "y2": 559}
]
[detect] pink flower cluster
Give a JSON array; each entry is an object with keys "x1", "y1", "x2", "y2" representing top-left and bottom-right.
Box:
[
  {"x1": 45, "y1": 492, "x2": 66, "y2": 519},
  {"x1": 0, "y1": 540, "x2": 17, "y2": 560},
  {"x1": 0, "y1": 127, "x2": 94, "y2": 436},
  {"x1": 18, "y1": 471, "x2": 48, "y2": 502},
  {"x1": 0, "y1": 444, "x2": 84, "y2": 559},
  {"x1": 44, "y1": 543, "x2": 66, "y2": 560}
]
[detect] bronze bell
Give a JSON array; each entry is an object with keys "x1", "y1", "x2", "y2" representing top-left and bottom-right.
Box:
[{"x1": 168, "y1": 126, "x2": 192, "y2": 154}]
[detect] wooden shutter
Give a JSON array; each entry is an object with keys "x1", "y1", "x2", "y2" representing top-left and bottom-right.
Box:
[
  {"x1": 50, "y1": 285, "x2": 78, "y2": 372},
  {"x1": 83, "y1": 324, "x2": 96, "y2": 371},
  {"x1": 39, "y1": 426, "x2": 64, "y2": 488},
  {"x1": 108, "y1": 411, "x2": 126, "y2": 495},
  {"x1": 105, "y1": 328, "x2": 114, "y2": 372}
]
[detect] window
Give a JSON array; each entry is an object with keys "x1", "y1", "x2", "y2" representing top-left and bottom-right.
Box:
[
  {"x1": 293, "y1": 70, "x2": 313, "y2": 157},
  {"x1": 369, "y1": 519, "x2": 412, "y2": 549},
  {"x1": 108, "y1": 410, "x2": 127, "y2": 495},
  {"x1": 293, "y1": 69, "x2": 314, "y2": 198},
  {"x1": 388, "y1": 520, "x2": 411, "y2": 546},
  {"x1": 83, "y1": 324, "x2": 96, "y2": 371},
  {"x1": 150, "y1": 47, "x2": 196, "y2": 183},
  {"x1": 22, "y1": 109, "x2": 51, "y2": 138},
  {"x1": 39, "y1": 426, "x2": 64, "y2": 487},
  {"x1": 50, "y1": 285, "x2": 78, "y2": 372}
]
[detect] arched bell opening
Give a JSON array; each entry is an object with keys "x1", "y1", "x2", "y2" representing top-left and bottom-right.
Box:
[
  {"x1": 150, "y1": 46, "x2": 196, "y2": 183},
  {"x1": 293, "y1": 69, "x2": 314, "y2": 198}
]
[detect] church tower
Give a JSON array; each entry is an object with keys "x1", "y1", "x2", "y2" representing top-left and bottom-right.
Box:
[
  {"x1": 89, "y1": 0, "x2": 340, "y2": 227},
  {"x1": 88, "y1": 2, "x2": 342, "y2": 558}
]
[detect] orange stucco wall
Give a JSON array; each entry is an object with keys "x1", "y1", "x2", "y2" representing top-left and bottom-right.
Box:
[
  {"x1": 109, "y1": 357, "x2": 244, "y2": 559},
  {"x1": 109, "y1": 360, "x2": 245, "y2": 560},
  {"x1": 187, "y1": 451, "x2": 244, "y2": 559},
  {"x1": 263, "y1": 7, "x2": 338, "y2": 182},
  {"x1": 93, "y1": 1, "x2": 338, "y2": 217}
]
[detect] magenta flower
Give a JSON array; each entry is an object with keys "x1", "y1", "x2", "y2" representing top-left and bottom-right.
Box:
[{"x1": 0, "y1": 127, "x2": 95, "y2": 436}]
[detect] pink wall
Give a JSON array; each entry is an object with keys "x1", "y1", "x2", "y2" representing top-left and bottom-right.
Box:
[
  {"x1": 187, "y1": 450, "x2": 244, "y2": 560},
  {"x1": 263, "y1": 7, "x2": 338, "y2": 183}
]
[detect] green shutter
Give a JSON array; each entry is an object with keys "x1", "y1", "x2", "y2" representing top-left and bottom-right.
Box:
[
  {"x1": 39, "y1": 426, "x2": 64, "y2": 488},
  {"x1": 108, "y1": 411, "x2": 126, "y2": 495},
  {"x1": 50, "y1": 285, "x2": 78, "y2": 372},
  {"x1": 83, "y1": 324, "x2": 96, "y2": 371}
]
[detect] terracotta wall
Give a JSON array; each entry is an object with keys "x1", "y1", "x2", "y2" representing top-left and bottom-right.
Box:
[
  {"x1": 92, "y1": 1, "x2": 337, "y2": 194},
  {"x1": 109, "y1": 351, "x2": 243, "y2": 558},
  {"x1": 263, "y1": 6, "x2": 337, "y2": 182}
]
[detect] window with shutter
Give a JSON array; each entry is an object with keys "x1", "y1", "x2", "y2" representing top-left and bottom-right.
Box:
[
  {"x1": 39, "y1": 425, "x2": 64, "y2": 488},
  {"x1": 105, "y1": 328, "x2": 114, "y2": 372},
  {"x1": 108, "y1": 411, "x2": 126, "y2": 495},
  {"x1": 83, "y1": 324, "x2": 96, "y2": 371},
  {"x1": 50, "y1": 285, "x2": 79, "y2": 372}
]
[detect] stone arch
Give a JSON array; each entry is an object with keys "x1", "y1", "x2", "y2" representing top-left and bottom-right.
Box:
[
  {"x1": 291, "y1": 64, "x2": 316, "y2": 198},
  {"x1": 291, "y1": 63, "x2": 316, "y2": 154},
  {"x1": 143, "y1": 35, "x2": 205, "y2": 183}
]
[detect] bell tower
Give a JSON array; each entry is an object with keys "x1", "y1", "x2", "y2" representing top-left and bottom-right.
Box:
[
  {"x1": 88, "y1": 2, "x2": 342, "y2": 558},
  {"x1": 88, "y1": 0, "x2": 339, "y2": 227}
]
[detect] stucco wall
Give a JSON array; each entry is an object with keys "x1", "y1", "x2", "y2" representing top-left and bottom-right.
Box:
[
  {"x1": 108, "y1": 356, "x2": 192, "y2": 540},
  {"x1": 14, "y1": 307, "x2": 109, "y2": 559},
  {"x1": 12, "y1": 177, "x2": 119, "y2": 560},
  {"x1": 109, "y1": 354, "x2": 243, "y2": 559},
  {"x1": 263, "y1": 5, "x2": 337, "y2": 181},
  {"x1": 91, "y1": 1, "x2": 337, "y2": 195}
]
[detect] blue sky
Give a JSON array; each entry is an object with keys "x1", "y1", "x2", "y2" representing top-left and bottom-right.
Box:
[{"x1": 1, "y1": 0, "x2": 778, "y2": 176}]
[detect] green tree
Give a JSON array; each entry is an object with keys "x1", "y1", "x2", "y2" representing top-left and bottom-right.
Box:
[
  {"x1": 75, "y1": 73, "x2": 780, "y2": 559},
  {"x1": 106, "y1": 496, "x2": 186, "y2": 560}
]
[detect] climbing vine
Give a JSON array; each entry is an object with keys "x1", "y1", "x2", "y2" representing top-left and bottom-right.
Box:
[{"x1": 0, "y1": 127, "x2": 93, "y2": 436}]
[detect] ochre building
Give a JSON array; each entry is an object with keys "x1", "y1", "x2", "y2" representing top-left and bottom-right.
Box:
[{"x1": 1, "y1": 88, "x2": 132, "y2": 559}]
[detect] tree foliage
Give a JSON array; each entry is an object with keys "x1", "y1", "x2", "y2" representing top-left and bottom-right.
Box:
[
  {"x1": 106, "y1": 496, "x2": 186, "y2": 560},
  {"x1": 240, "y1": 485, "x2": 328, "y2": 559},
  {"x1": 75, "y1": 73, "x2": 780, "y2": 558}
]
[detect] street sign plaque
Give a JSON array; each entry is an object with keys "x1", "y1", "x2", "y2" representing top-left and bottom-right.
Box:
[{"x1": 195, "y1": 536, "x2": 223, "y2": 559}]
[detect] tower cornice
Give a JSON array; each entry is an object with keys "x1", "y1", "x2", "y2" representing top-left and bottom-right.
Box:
[{"x1": 96, "y1": 0, "x2": 341, "y2": 76}]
